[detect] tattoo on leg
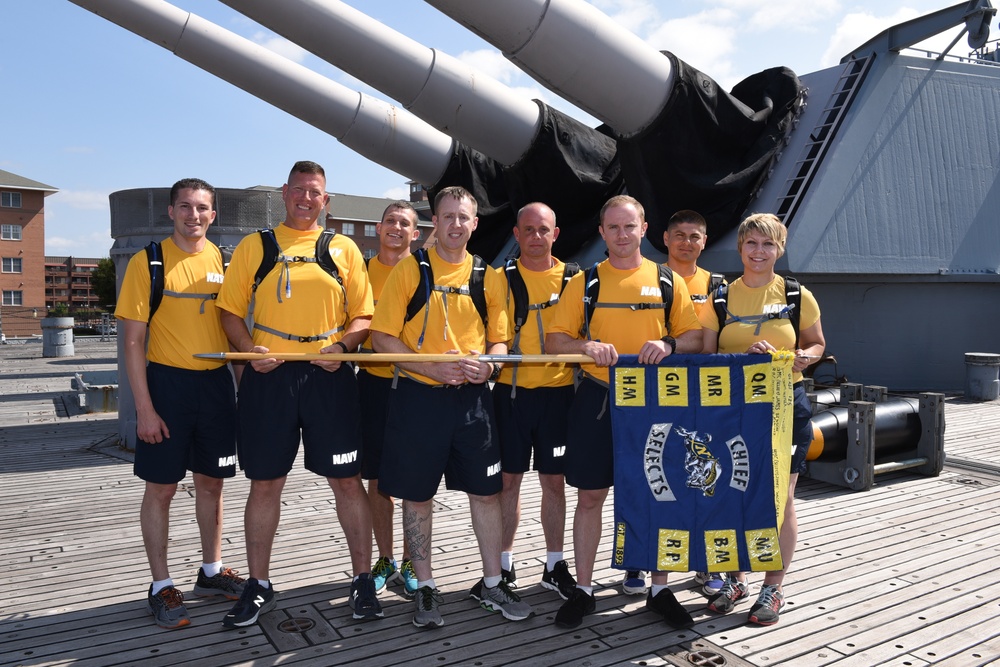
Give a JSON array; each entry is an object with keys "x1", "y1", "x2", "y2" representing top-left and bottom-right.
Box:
[{"x1": 403, "y1": 507, "x2": 430, "y2": 563}]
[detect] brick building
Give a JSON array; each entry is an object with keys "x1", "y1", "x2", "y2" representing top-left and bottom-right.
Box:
[
  {"x1": 44, "y1": 256, "x2": 103, "y2": 319},
  {"x1": 0, "y1": 169, "x2": 57, "y2": 338},
  {"x1": 325, "y1": 188, "x2": 431, "y2": 258}
]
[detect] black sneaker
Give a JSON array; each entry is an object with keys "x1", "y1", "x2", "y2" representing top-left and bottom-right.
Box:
[
  {"x1": 348, "y1": 573, "x2": 384, "y2": 621},
  {"x1": 748, "y1": 584, "x2": 785, "y2": 626},
  {"x1": 222, "y1": 578, "x2": 276, "y2": 628},
  {"x1": 646, "y1": 588, "x2": 694, "y2": 629},
  {"x1": 554, "y1": 588, "x2": 595, "y2": 629},
  {"x1": 540, "y1": 560, "x2": 576, "y2": 600},
  {"x1": 193, "y1": 567, "x2": 246, "y2": 601},
  {"x1": 468, "y1": 578, "x2": 485, "y2": 602},
  {"x1": 413, "y1": 586, "x2": 444, "y2": 628},
  {"x1": 502, "y1": 564, "x2": 518, "y2": 588}
]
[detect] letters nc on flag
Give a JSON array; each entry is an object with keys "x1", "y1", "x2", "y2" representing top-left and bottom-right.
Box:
[{"x1": 610, "y1": 353, "x2": 794, "y2": 574}]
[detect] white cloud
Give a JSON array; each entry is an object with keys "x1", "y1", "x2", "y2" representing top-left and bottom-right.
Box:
[
  {"x1": 54, "y1": 190, "x2": 110, "y2": 212},
  {"x1": 382, "y1": 185, "x2": 408, "y2": 200},
  {"x1": 456, "y1": 49, "x2": 523, "y2": 85},
  {"x1": 252, "y1": 31, "x2": 309, "y2": 63},
  {"x1": 589, "y1": 0, "x2": 661, "y2": 35},
  {"x1": 646, "y1": 11, "x2": 740, "y2": 87},
  {"x1": 45, "y1": 229, "x2": 113, "y2": 258},
  {"x1": 820, "y1": 8, "x2": 922, "y2": 67},
  {"x1": 63, "y1": 146, "x2": 95, "y2": 154},
  {"x1": 715, "y1": 0, "x2": 842, "y2": 31}
]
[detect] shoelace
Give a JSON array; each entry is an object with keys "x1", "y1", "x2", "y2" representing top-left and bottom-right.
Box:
[
  {"x1": 158, "y1": 587, "x2": 185, "y2": 609},
  {"x1": 217, "y1": 567, "x2": 245, "y2": 583},
  {"x1": 758, "y1": 586, "x2": 781, "y2": 608},
  {"x1": 372, "y1": 558, "x2": 393, "y2": 577},
  {"x1": 418, "y1": 588, "x2": 442, "y2": 609}
]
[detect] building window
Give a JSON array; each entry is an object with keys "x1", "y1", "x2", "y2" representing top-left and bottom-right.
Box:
[
  {"x1": 2, "y1": 257, "x2": 22, "y2": 273},
  {"x1": 1, "y1": 224, "x2": 22, "y2": 241},
  {"x1": 364, "y1": 248, "x2": 376, "y2": 260},
  {"x1": 1, "y1": 192, "x2": 22, "y2": 208},
  {"x1": 2, "y1": 290, "x2": 23, "y2": 306},
  {"x1": 342, "y1": 222, "x2": 355, "y2": 236},
  {"x1": 364, "y1": 224, "x2": 377, "y2": 237}
]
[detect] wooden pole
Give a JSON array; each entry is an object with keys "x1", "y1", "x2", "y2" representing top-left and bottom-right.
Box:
[{"x1": 194, "y1": 352, "x2": 596, "y2": 364}]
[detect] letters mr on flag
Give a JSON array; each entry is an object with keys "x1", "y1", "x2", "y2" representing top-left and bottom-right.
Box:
[{"x1": 611, "y1": 353, "x2": 794, "y2": 574}]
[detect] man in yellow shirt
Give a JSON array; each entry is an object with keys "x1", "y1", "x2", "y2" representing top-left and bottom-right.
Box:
[
  {"x1": 370, "y1": 186, "x2": 532, "y2": 628},
  {"x1": 216, "y1": 161, "x2": 379, "y2": 626},
  {"x1": 492, "y1": 202, "x2": 577, "y2": 600},
  {"x1": 546, "y1": 195, "x2": 703, "y2": 629},
  {"x1": 359, "y1": 201, "x2": 421, "y2": 597},
  {"x1": 116, "y1": 178, "x2": 244, "y2": 629}
]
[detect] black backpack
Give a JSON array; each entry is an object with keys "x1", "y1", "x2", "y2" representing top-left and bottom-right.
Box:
[
  {"x1": 404, "y1": 247, "x2": 488, "y2": 350},
  {"x1": 144, "y1": 241, "x2": 230, "y2": 322},
  {"x1": 582, "y1": 262, "x2": 675, "y2": 339},
  {"x1": 503, "y1": 259, "x2": 580, "y2": 354},
  {"x1": 711, "y1": 275, "x2": 802, "y2": 348}
]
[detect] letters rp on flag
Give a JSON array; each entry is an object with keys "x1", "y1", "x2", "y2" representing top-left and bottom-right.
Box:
[{"x1": 610, "y1": 353, "x2": 795, "y2": 574}]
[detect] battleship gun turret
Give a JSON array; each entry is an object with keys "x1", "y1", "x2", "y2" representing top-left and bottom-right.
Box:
[{"x1": 68, "y1": 0, "x2": 1000, "y2": 394}]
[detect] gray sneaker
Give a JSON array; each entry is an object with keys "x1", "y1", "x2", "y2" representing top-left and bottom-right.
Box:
[
  {"x1": 147, "y1": 585, "x2": 191, "y2": 629},
  {"x1": 478, "y1": 580, "x2": 534, "y2": 621},
  {"x1": 193, "y1": 567, "x2": 246, "y2": 601},
  {"x1": 413, "y1": 586, "x2": 444, "y2": 628}
]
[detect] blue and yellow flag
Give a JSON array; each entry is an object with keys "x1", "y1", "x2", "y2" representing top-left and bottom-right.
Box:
[{"x1": 611, "y1": 352, "x2": 794, "y2": 573}]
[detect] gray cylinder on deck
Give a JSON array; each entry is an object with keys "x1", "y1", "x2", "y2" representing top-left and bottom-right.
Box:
[
  {"x1": 41, "y1": 317, "x2": 75, "y2": 357},
  {"x1": 965, "y1": 352, "x2": 1000, "y2": 401},
  {"x1": 111, "y1": 187, "x2": 280, "y2": 450}
]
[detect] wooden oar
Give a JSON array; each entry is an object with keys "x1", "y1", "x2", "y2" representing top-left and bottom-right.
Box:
[{"x1": 194, "y1": 352, "x2": 596, "y2": 364}]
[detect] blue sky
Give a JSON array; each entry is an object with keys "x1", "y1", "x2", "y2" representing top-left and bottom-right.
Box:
[{"x1": 2, "y1": 0, "x2": 966, "y2": 258}]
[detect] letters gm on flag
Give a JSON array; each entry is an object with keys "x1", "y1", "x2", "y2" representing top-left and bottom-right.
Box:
[{"x1": 610, "y1": 353, "x2": 795, "y2": 573}]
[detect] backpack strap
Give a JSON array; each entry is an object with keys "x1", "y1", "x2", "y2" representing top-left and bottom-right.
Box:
[
  {"x1": 714, "y1": 275, "x2": 801, "y2": 347},
  {"x1": 583, "y1": 262, "x2": 673, "y2": 339},
  {"x1": 145, "y1": 241, "x2": 164, "y2": 323},
  {"x1": 404, "y1": 248, "x2": 488, "y2": 351},
  {"x1": 784, "y1": 275, "x2": 801, "y2": 349},
  {"x1": 249, "y1": 228, "x2": 349, "y2": 343}
]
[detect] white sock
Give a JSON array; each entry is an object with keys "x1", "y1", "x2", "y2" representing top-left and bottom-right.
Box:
[
  {"x1": 257, "y1": 579, "x2": 271, "y2": 589},
  {"x1": 576, "y1": 585, "x2": 593, "y2": 596},
  {"x1": 651, "y1": 583, "x2": 668, "y2": 596},
  {"x1": 501, "y1": 551, "x2": 514, "y2": 571},
  {"x1": 546, "y1": 552, "x2": 564, "y2": 570},
  {"x1": 417, "y1": 578, "x2": 436, "y2": 590},
  {"x1": 202, "y1": 561, "x2": 223, "y2": 577},
  {"x1": 151, "y1": 578, "x2": 173, "y2": 595},
  {"x1": 484, "y1": 575, "x2": 502, "y2": 589}
]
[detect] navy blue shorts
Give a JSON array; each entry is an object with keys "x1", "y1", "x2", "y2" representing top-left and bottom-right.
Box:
[
  {"x1": 237, "y1": 362, "x2": 363, "y2": 480},
  {"x1": 133, "y1": 363, "x2": 236, "y2": 485},
  {"x1": 358, "y1": 369, "x2": 392, "y2": 480},
  {"x1": 563, "y1": 377, "x2": 614, "y2": 490},
  {"x1": 493, "y1": 383, "x2": 573, "y2": 475},
  {"x1": 378, "y1": 378, "x2": 502, "y2": 502},
  {"x1": 791, "y1": 383, "x2": 813, "y2": 475}
]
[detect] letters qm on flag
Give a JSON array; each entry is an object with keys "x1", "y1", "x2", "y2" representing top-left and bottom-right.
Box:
[{"x1": 610, "y1": 352, "x2": 795, "y2": 574}]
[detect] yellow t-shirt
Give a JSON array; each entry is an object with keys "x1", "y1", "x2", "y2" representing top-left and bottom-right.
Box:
[
  {"x1": 369, "y1": 247, "x2": 509, "y2": 386},
  {"x1": 495, "y1": 259, "x2": 575, "y2": 389},
  {"x1": 678, "y1": 266, "x2": 724, "y2": 319},
  {"x1": 548, "y1": 259, "x2": 701, "y2": 384},
  {"x1": 698, "y1": 275, "x2": 820, "y2": 383},
  {"x1": 115, "y1": 237, "x2": 228, "y2": 370},
  {"x1": 359, "y1": 254, "x2": 394, "y2": 379},
  {"x1": 215, "y1": 224, "x2": 373, "y2": 353}
]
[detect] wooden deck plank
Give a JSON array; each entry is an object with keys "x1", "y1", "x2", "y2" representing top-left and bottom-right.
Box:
[{"x1": 2, "y1": 339, "x2": 999, "y2": 666}]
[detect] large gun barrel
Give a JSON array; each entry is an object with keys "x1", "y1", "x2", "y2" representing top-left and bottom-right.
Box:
[
  {"x1": 423, "y1": 0, "x2": 673, "y2": 137},
  {"x1": 218, "y1": 0, "x2": 540, "y2": 166},
  {"x1": 68, "y1": 0, "x2": 454, "y2": 186}
]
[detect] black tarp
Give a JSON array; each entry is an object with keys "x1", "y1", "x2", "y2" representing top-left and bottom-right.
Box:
[
  {"x1": 428, "y1": 102, "x2": 622, "y2": 262},
  {"x1": 617, "y1": 53, "x2": 803, "y2": 252}
]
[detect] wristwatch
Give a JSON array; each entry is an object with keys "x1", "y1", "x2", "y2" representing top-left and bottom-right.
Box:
[
  {"x1": 660, "y1": 335, "x2": 677, "y2": 355},
  {"x1": 488, "y1": 362, "x2": 502, "y2": 382}
]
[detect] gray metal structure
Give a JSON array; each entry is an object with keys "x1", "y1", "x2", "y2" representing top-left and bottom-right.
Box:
[{"x1": 74, "y1": 0, "x2": 1000, "y2": 394}]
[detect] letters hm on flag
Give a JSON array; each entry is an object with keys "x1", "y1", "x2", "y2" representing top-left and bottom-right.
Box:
[{"x1": 610, "y1": 352, "x2": 794, "y2": 574}]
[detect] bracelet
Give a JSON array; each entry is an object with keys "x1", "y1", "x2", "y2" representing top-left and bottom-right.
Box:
[
  {"x1": 488, "y1": 362, "x2": 502, "y2": 382},
  {"x1": 660, "y1": 335, "x2": 676, "y2": 354},
  {"x1": 333, "y1": 341, "x2": 349, "y2": 354}
]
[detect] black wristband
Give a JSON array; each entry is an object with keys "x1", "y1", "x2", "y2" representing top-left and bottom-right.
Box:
[
  {"x1": 660, "y1": 335, "x2": 676, "y2": 354},
  {"x1": 333, "y1": 341, "x2": 349, "y2": 354},
  {"x1": 488, "y1": 363, "x2": 502, "y2": 382}
]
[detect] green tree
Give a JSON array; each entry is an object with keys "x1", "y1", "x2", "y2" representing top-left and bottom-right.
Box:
[{"x1": 92, "y1": 257, "x2": 117, "y2": 309}]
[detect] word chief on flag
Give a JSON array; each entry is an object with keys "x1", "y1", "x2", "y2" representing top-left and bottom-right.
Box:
[{"x1": 610, "y1": 352, "x2": 795, "y2": 574}]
